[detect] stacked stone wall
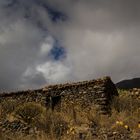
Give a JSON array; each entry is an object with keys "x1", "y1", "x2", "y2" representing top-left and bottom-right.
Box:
[
  {"x1": 0, "y1": 76, "x2": 118, "y2": 134},
  {"x1": 0, "y1": 76, "x2": 118, "y2": 114}
]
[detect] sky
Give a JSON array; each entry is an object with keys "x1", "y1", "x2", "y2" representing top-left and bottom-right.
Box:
[{"x1": 0, "y1": 0, "x2": 140, "y2": 91}]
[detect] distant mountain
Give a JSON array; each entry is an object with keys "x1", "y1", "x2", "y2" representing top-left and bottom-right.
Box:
[{"x1": 116, "y1": 78, "x2": 140, "y2": 89}]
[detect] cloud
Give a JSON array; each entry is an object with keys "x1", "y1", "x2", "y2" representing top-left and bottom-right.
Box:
[
  {"x1": 0, "y1": 0, "x2": 140, "y2": 91},
  {"x1": 39, "y1": 36, "x2": 54, "y2": 56},
  {"x1": 49, "y1": 0, "x2": 140, "y2": 82},
  {"x1": 36, "y1": 61, "x2": 71, "y2": 83}
]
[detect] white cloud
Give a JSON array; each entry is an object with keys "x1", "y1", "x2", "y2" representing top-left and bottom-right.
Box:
[
  {"x1": 36, "y1": 61, "x2": 71, "y2": 83},
  {"x1": 40, "y1": 36, "x2": 54, "y2": 56}
]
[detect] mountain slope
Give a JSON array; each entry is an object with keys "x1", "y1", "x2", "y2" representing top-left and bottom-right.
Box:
[{"x1": 116, "y1": 78, "x2": 140, "y2": 89}]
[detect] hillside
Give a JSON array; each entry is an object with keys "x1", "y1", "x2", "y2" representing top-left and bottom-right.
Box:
[
  {"x1": 116, "y1": 78, "x2": 140, "y2": 89},
  {"x1": 0, "y1": 77, "x2": 140, "y2": 140}
]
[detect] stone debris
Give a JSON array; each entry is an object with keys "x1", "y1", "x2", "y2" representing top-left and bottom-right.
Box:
[
  {"x1": 0, "y1": 120, "x2": 33, "y2": 134},
  {"x1": 129, "y1": 88, "x2": 140, "y2": 99}
]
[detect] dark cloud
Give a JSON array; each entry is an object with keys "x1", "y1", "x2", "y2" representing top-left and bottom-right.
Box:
[{"x1": 0, "y1": 0, "x2": 140, "y2": 91}]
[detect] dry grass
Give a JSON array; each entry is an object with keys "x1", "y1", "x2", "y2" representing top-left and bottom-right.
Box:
[{"x1": 0, "y1": 89, "x2": 140, "y2": 140}]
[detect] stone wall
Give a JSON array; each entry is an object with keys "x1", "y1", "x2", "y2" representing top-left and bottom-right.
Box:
[
  {"x1": 0, "y1": 76, "x2": 118, "y2": 114},
  {"x1": 0, "y1": 76, "x2": 118, "y2": 134},
  {"x1": 0, "y1": 89, "x2": 46, "y2": 106}
]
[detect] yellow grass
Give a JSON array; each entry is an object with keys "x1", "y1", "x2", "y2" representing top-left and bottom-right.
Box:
[{"x1": 0, "y1": 89, "x2": 140, "y2": 140}]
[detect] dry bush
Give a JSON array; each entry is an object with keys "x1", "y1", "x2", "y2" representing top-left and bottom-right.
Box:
[
  {"x1": 0, "y1": 89, "x2": 140, "y2": 140},
  {"x1": 112, "y1": 90, "x2": 140, "y2": 114},
  {"x1": 14, "y1": 102, "x2": 45, "y2": 125},
  {"x1": 45, "y1": 110, "x2": 69, "y2": 139}
]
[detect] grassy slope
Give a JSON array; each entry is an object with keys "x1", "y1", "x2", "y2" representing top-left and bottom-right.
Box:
[{"x1": 0, "y1": 89, "x2": 140, "y2": 140}]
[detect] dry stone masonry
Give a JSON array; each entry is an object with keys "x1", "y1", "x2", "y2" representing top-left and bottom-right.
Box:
[
  {"x1": 43, "y1": 76, "x2": 118, "y2": 114},
  {"x1": 0, "y1": 76, "x2": 118, "y2": 134},
  {"x1": 0, "y1": 76, "x2": 118, "y2": 114}
]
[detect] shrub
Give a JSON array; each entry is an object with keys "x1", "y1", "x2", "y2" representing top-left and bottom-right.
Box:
[
  {"x1": 45, "y1": 110, "x2": 68, "y2": 138},
  {"x1": 14, "y1": 102, "x2": 44, "y2": 124},
  {"x1": 112, "y1": 89, "x2": 140, "y2": 114}
]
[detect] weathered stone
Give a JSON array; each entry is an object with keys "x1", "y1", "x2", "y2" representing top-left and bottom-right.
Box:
[{"x1": 0, "y1": 76, "x2": 118, "y2": 134}]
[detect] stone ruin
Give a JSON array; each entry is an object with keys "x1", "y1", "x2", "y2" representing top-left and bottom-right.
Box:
[
  {"x1": 43, "y1": 76, "x2": 118, "y2": 114},
  {"x1": 0, "y1": 76, "x2": 118, "y2": 134},
  {"x1": 0, "y1": 76, "x2": 118, "y2": 114}
]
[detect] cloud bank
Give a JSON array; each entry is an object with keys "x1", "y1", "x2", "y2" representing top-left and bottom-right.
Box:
[{"x1": 0, "y1": 0, "x2": 140, "y2": 91}]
